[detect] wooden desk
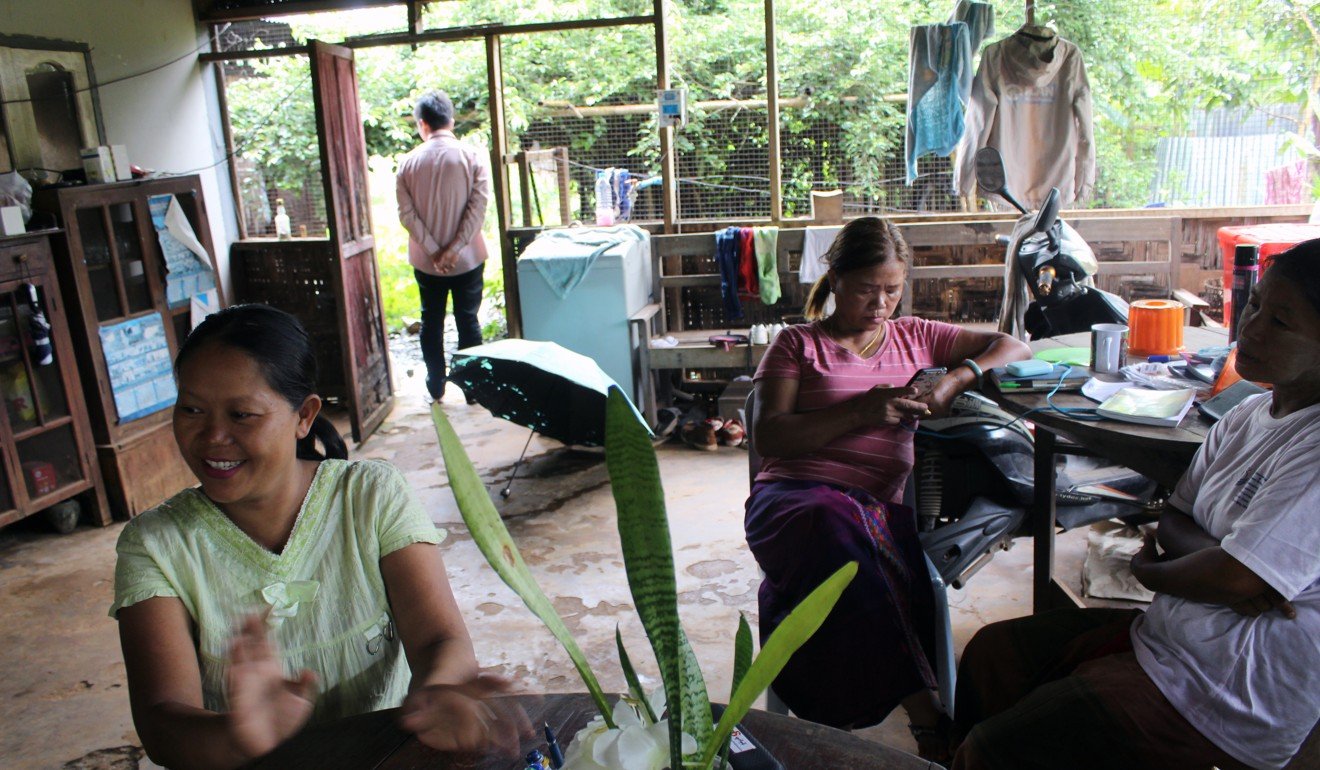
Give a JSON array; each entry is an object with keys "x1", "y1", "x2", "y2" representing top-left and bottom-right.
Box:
[
  {"x1": 988, "y1": 327, "x2": 1229, "y2": 612},
  {"x1": 248, "y1": 692, "x2": 936, "y2": 769}
]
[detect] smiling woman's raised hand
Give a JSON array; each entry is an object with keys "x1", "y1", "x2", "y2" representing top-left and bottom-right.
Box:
[{"x1": 225, "y1": 614, "x2": 319, "y2": 760}]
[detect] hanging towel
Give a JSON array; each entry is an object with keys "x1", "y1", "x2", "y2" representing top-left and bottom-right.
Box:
[
  {"x1": 800, "y1": 226, "x2": 841, "y2": 287},
  {"x1": 737, "y1": 227, "x2": 760, "y2": 300},
  {"x1": 523, "y1": 224, "x2": 648, "y2": 299},
  {"x1": 951, "y1": 0, "x2": 995, "y2": 50},
  {"x1": 753, "y1": 226, "x2": 781, "y2": 305},
  {"x1": 905, "y1": 21, "x2": 974, "y2": 185},
  {"x1": 715, "y1": 226, "x2": 744, "y2": 321}
]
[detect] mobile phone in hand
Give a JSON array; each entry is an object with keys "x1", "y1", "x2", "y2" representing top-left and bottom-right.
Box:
[{"x1": 905, "y1": 366, "x2": 948, "y2": 397}]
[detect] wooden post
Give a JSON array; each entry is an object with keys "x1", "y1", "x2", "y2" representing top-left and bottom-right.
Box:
[
  {"x1": 516, "y1": 151, "x2": 533, "y2": 227},
  {"x1": 654, "y1": 0, "x2": 678, "y2": 233},
  {"x1": 554, "y1": 147, "x2": 572, "y2": 225},
  {"x1": 765, "y1": 0, "x2": 782, "y2": 222},
  {"x1": 486, "y1": 33, "x2": 523, "y2": 338}
]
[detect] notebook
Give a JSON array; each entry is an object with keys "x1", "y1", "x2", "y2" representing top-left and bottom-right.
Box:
[
  {"x1": 1095, "y1": 387, "x2": 1197, "y2": 428},
  {"x1": 989, "y1": 363, "x2": 1090, "y2": 392}
]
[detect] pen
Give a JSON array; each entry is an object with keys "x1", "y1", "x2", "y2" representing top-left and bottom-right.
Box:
[{"x1": 544, "y1": 723, "x2": 565, "y2": 769}]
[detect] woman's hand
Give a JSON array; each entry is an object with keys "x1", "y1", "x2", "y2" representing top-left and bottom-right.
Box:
[
  {"x1": 855, "y1": 385, "x2": 930, "y2": 427},
  {"x1": 919, "y1": 373, "x2": 966, "y2": 418},
  {"x1": 1229, "y1": 588, "x2": 1297, "y2": 619},
  {"x1": 225, "y1": 615, "x2": 318, "y2": 760},
  {"x1": 400, "y1": 673, "x2": 531, "y2": 756}
]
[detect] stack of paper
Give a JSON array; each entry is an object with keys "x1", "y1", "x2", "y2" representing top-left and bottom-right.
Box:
[{"x1": 1096, "y1": 387, "x2": 1197, "y2": 428}]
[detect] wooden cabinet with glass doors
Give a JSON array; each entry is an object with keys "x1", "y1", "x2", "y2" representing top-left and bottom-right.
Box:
[
  {"x1": 0, "y1": 232, "x2": 109, "y2": 530},
  {"x1": 33, "y1": 176, "x2": 225, "y2": 519}
]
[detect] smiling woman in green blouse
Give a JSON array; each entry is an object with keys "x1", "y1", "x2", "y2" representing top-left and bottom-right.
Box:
[{"x1": 110, "y1": 304, "x2": 526, "y2": 770}]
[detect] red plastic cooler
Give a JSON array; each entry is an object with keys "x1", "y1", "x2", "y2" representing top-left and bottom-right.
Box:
[{"x1": 1217, "y1": 223, "x2": 1320, "y2": 322}]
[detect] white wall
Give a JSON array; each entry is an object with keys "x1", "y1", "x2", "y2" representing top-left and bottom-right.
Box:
[{"x1": 0, "y1": 0, "x2": 238, "y2": 298}]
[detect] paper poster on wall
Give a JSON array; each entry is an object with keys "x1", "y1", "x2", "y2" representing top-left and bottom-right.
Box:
[
  {"x1": 148, "y1": 194, "x2": 216, "y2": 309},
  {"x1": 98, "y1": 313, "x2": 176, "y2": 423},
  {"x1": 190, "y1": 289, "x2": 220, "y2": 331}
]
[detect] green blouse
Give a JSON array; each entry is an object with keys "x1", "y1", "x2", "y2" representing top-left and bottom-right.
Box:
[{"x1": 110, "y1": 459, "x2": 444, "y2": 723}]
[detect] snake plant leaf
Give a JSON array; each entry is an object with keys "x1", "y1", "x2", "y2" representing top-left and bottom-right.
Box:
[
  {"x1": 698, "y1": 561, "x2": 859, "y2": 769},
  {"x1": 604, "y1": 387, "x2": 710, "y2": 763},
  {"x1": 715, "y1": 615, "x2": 754, "y2": 769},
  {"x1": 432, "y1": 404, "x2": 614, "y2": 727},
  {"x1": 677, "y1": 627, "x2": 713, "y2": 753},
  {"x1": 731, "y1": 614, "x2": 753, "y2": 700},
  {"x1": 616, "y1": 626, "x2": 658, "y2": 724}
]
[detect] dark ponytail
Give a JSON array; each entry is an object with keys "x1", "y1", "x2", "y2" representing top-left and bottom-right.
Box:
[
  {"x1": 803, "y1": 216, "x2": 911, "y2": 321},
  {"x1": 174, "y1": 304, "x2": 348, "y2": 461}
]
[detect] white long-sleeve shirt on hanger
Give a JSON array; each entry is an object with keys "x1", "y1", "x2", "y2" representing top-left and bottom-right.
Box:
[{"x1": 953, "y1": 26, "x2": 1095, "y2": 208}]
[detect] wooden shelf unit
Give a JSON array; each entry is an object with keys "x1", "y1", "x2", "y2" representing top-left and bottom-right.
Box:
[
  {"x1": 0, "y1": 231, "x2": 109, "y2": 529},
  {"x1": 34, "y1": 176, "x2": 225, "y2": 518}
]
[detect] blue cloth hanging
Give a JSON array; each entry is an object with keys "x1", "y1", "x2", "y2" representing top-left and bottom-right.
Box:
[
  {"x1": 905, "y1": 21, "x2": 974, "y2": 185},
  {"x1": 715, "y1": 226, "x2": 744, "y2": 321}
]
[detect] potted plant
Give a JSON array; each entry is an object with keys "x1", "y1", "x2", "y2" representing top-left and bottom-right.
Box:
[{"x1": 433, "y1": 389, "x2": 856, "y2": 769}]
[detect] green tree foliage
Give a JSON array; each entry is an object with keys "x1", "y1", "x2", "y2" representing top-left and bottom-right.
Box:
[{"x1": 225, "y1": 0, "x2": 1320, "y2": 217}]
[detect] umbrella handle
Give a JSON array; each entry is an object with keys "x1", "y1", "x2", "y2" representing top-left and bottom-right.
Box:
[{"x1": 500, "y1": 429, "x2": 537, "y2": 499}]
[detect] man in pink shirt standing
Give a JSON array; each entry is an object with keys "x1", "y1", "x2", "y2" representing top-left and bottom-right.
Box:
[{"x1": 396, "y1": 90, "x2": 492, "y2": 403}]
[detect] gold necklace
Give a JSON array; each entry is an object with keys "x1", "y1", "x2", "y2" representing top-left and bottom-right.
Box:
[
  {"x1": 857, "y1": 323, "x2": 886, "y2": 357},
  {"x1": 828, "y1": 317, "x2": 886, "y2": 357}
]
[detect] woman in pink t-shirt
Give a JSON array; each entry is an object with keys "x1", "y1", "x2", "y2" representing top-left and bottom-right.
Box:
[{"x1": 745, "y1": 217, "x2": 1029, "y2": 761}]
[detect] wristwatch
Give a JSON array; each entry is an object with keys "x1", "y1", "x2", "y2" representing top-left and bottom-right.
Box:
[{"x1": 959, "y1": 358, "x2": 984, "y2": 390}]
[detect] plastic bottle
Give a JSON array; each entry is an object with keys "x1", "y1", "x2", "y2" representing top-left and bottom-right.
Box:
[
  {"x1": 593, "y1": 172, "x2": 615, "y2": 226},
  {"x1": 1229, "y1": 243, "x2": 1258, "y2": 343},
  {"x1": 274, "y1": 198, "x2": 292, "y2": 240}
]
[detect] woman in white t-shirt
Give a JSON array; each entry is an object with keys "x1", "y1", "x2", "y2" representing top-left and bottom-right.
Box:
[{"x1": 947, "y1": 239, "x2": 1320, "y2": 770}]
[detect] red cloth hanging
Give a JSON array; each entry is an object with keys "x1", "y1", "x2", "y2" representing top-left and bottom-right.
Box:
[{"x1": 737, "y1": 227, "x2": 759, "y2": 299}]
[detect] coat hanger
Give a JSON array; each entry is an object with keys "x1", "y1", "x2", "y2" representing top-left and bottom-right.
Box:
[{"x1": 1015, "y1": 2, "x2": 1056, "y2": 41}]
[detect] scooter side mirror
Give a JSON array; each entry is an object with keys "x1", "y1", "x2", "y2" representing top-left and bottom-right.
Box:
[
  {"x1": 974, "y1": 147, "x2": 1028, "y2": 214},
  {"x1": 974, "y1": 147, "x2": 1007, "y2": 193}
]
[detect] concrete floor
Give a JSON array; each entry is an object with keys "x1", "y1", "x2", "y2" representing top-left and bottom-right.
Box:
[{"x1": 0, "y1": 366, "x2": 1103, "y2": 769}]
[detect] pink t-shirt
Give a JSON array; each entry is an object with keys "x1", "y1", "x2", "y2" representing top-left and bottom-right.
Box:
[{"x1": 752, "y1": 317, "x2": 962, "y2": 503}]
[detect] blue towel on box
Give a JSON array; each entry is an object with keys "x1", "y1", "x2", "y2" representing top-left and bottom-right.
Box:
[{"x1": 523, "y1": 225, "x2": 647, "y2": 299}]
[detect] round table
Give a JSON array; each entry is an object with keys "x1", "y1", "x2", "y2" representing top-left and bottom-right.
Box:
[{"x1": 247, "y1": 692, "x2": 937, "y2": 769}]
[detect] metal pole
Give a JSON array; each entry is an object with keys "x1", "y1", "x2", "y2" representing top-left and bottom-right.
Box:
[{"x1": 486, "y1": 33, "x2": 523, "y2": 338}]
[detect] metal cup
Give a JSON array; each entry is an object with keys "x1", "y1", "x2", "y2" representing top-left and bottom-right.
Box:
[{"x1": 1090, "y1": 323, "x2": 1129, "y2": 375}]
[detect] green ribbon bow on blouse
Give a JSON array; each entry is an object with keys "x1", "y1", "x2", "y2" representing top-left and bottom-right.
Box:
[{"x1": 260, "y1": 580, "x2": 320, "y2": 626}]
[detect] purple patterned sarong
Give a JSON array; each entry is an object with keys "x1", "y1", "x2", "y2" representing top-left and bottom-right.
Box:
[{"x1": 745, "y1": 479, "x2": 938, "y2": 728}]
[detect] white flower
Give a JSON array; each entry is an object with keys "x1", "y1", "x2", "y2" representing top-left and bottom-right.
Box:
[{"x1": 562, "y1": 690, "x2": 698, "y2": 770}]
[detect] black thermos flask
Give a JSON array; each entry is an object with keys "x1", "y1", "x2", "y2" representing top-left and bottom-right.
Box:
[{"x1": 1229, "y1": 243, "x2": 1260, "y2": 343}]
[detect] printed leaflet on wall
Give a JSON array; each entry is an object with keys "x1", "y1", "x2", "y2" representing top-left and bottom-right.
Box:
[
  {"x1": 98, "y1": 313, "x2": 176, "y2": 422},
  {"x1": 148, "y1": 194, "x2": 216, "y2": 312}
]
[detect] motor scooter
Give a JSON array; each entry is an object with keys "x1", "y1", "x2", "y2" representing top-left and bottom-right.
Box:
[
  {"x1": 912, "y1": 390, "x2": 1153, "y2": 717},
  {"x1": 975, "y1": 147, "x2": 1128, "y2": 340}
]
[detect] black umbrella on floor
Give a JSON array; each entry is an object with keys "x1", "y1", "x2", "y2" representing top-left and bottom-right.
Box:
[{"x1": 447, "y1": 339, "x2": 648, "y2": 496}]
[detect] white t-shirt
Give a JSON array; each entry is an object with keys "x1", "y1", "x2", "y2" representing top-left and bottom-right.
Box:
[{"x1": 1131, "y1": 394, "x2": 1320, "y2": 770}]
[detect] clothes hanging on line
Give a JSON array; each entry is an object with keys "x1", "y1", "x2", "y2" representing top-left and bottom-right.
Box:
[
  {"x1": 1265, "y1": 159, "x2": 1309, "y2": 205},
  {"x1": 753, "y1": 226, "x2": 781, "y2": 305},
  {"x1": 737, "y1": 227, "x2": 760, "y2": 300},
  {"x1": 716, "y1": 226, "x2": 745, "y2": 321},
  {"x1": 951, "y1": 0, "x2": 995, "y2": 50},
  {"x1": 953, "y1": 25, "x2": 1096, "y2": 209},
  {"x1": 905, "y1": 21, "x2": 974, "y2": 185},
  {"x1": 800, "y1": 226, "x2": 841, "y2": 287}
]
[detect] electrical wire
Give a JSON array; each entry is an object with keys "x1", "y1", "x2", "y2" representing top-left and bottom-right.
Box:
[{"x1": 0, "y1": 27, "x2": 229, "y2": 108}]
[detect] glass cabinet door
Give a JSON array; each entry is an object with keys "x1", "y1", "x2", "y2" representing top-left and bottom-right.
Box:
[
  {"x1": 75, "y1": 203, "x2": 154, "y2": 322},
  {"x1": 0, "y1": 282, "x2": 83, "y2": 502}
]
